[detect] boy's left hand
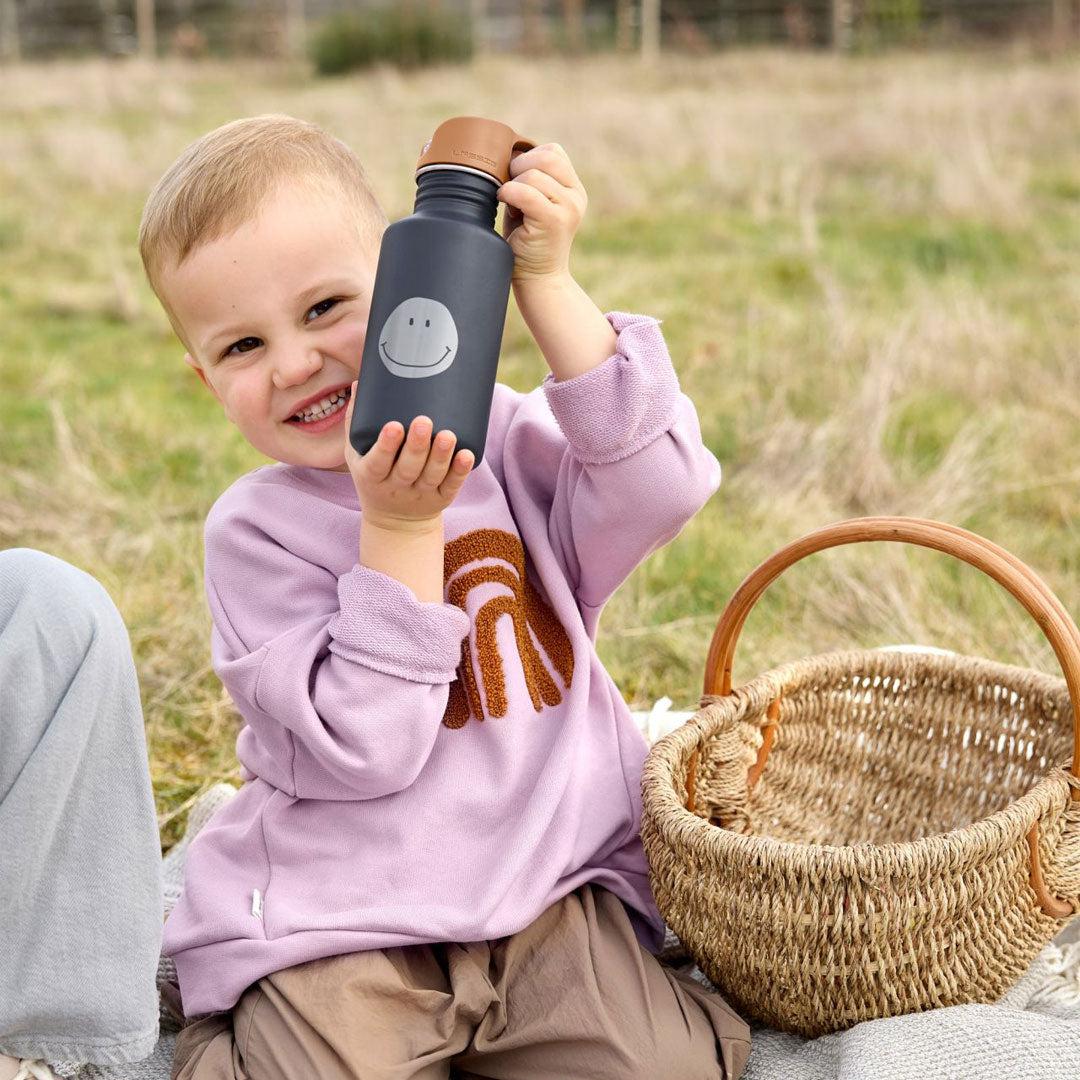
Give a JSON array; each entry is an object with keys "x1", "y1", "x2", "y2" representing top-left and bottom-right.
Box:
[{"x1": 497, "y1": 143, "x2": 587, "y2": 285}]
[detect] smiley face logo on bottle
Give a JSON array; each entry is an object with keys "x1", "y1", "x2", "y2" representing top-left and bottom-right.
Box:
[{"x1": 377, "y1": 297, "x2": 459, "y2": 380}]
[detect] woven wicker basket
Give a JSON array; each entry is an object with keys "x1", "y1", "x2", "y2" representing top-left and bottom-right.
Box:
[{"x1": 641, "y1": 517, "x2": 1080, "y2": 1038}]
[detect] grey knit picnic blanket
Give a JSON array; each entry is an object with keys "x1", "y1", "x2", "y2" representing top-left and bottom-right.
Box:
[{"x1": 63, "y1": 782, "x2": 1080, "y2": 1080}]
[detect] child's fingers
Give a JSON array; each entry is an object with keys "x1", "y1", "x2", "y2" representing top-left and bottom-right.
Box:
[
  {"x1": 390, "y1": 415, "x2": 435, "y2": 485},
  {"x1": 345, "y1": 382, "x2": 401, "y2": 479},
  {"x1": 439, "y1": 448, "x2": 474, "y2": 499},
  {"x1": 417, "y1": 428, "x2": 458, "y2": 489},
  {"x1": 360, "y1": 412, "x2": 473, "y2": 501},
  {"x1": 361, "y1": 420, "x2": 406, "y2": 482}
]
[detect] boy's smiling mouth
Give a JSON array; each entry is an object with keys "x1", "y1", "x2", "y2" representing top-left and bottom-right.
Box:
[{"x1": 286, "y1": 384, "x2": 352, "y2": 428}]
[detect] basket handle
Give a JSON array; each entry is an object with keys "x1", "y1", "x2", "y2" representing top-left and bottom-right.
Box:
[
  {"x1": 701, "y1": 517, "x2": 1080, "y2": 784},
  {"x1": 688, "y1": 517, "x2": 1080, "y2": 917}
]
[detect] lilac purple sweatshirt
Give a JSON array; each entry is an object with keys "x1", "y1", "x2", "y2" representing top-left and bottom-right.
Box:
[{"x1": 162, "y1": 311, "x2": 722, "y2": 1018}]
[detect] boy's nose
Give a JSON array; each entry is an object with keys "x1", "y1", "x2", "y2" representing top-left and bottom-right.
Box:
[{"x1": 273, "y1": 348, "x2": 323, "y2": 389}]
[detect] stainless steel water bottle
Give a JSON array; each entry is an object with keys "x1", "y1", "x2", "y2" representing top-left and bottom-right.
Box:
[{"x1": 348, "y1": 116, "x2": 535, "y2": 469}]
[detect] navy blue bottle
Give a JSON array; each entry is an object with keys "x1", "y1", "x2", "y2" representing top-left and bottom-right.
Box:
[{"x1": 349, "y1": 117, "x2": 534, "y2": 469}]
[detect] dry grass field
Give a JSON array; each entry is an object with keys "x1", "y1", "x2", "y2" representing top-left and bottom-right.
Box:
[{"x1": 0, "y1": 48, "x2": 1077, "y2": 847}]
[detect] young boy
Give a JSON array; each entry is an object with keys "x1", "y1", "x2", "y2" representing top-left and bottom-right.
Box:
[{"x1": 140, "y1": 114, "x2": 749, "y2": 1079}]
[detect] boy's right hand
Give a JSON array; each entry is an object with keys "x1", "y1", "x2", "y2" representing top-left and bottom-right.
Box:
[{"x1": 343, "y1": 380, "x2": 474, "y2": 530}]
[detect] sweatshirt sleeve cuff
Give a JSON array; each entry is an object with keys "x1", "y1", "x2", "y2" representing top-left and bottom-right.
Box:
[
  {"x1": 540, "y1": 311, "x2": 682, "y2": 465},
  {"x1": 327, "y1": 563, "x2": 471, "y2": 684}
]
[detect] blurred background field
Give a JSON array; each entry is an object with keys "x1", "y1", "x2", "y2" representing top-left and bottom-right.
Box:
[{"x1": 1, "y1": 33, "x2": 1078, "y2": 847}]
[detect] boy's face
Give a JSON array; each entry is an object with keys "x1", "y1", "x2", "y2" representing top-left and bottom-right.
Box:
[{"x1": 160, "y1": 180, "x2": 379, "y2": 471}]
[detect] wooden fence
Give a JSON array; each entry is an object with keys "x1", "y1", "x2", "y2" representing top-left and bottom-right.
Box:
[{"x1": 1, "y1": 0, "x2": 1077, "y2": 61}]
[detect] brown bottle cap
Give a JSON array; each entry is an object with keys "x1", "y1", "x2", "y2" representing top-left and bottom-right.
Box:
[{"x1": 416, "y1": 116, "x2": 535, "y2": 186}]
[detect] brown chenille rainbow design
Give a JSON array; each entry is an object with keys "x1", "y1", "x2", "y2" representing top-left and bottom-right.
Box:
[{"x1": 441, "y1": 529, "x2": 574, "y2": 729}]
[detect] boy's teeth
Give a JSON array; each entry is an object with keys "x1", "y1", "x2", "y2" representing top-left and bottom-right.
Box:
[{"x1": 294, "y1": 389, "x2": 349, "y2": 422}]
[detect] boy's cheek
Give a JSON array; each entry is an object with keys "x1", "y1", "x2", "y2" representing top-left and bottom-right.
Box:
[{"x1": 336, "y1": 317, "x2": 368, "y2": 372}]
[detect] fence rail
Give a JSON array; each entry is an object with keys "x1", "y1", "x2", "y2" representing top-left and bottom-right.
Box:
[{"x1": 1, "y1": 0, "x2": 1077, "y2": 62}]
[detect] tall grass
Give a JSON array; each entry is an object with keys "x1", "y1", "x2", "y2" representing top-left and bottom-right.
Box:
[{"x1": 0, "y1": 49, "x2": 1077, "y2": 847}]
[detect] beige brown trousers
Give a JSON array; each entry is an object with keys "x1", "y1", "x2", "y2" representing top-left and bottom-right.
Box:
[{"x1": 171, "y1": 884, "x2": 750, "y2": 1080}]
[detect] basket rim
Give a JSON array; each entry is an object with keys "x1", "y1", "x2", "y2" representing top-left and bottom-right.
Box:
[{"x1": 642, "y1": 648, "x2": 1075, "y2": 876}]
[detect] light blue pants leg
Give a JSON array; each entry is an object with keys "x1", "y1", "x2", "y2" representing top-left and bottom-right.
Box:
[{"x1": 0, "y1": 549, "x2": 162, "y2": 1066}]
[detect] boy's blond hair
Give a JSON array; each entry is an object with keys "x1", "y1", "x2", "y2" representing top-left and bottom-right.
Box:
[{"x1": 139, "y1": 114, "x2": 388, "y2": 316}]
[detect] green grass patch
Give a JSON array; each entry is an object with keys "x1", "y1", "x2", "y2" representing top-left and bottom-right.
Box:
[
  {"x1": 822, "y1": 215, "x2": 1028, "y2": 291},
  {"x1": 883, "y1": 390, "x2": 972, "y2": 476}
]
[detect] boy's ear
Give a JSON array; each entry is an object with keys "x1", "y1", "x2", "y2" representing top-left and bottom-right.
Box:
[{"x1": 184, "y1": 353, "x2": 220, "y2": 401}]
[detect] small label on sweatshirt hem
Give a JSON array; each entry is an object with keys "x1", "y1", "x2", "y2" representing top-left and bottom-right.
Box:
[{"x1": 252, "y1": 888, "x2": 264, "y2": 919}]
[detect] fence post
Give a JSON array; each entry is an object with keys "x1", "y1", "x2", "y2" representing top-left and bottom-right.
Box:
[
  {"x1": 831, "y1": 0, "x2": 852, "y2": 50},
  {"x1": 136, "y1": 0, "x2": 156, "y2": 58},
  {"x1": 1052, "y1": 0, "x2": 1078, "y2": 44},
  {"x1": 615, "y1": 0, "x2": 633, "y2": 51},
  {"x1": 0, "y1": 0, "x2": 20, "y2": 61},
  {"x1": 562, "y1": 0, "x2": 584, "y2": 52},
  {"x1": 522, "y1": 0, "x2": 545, "y2": 53},
  {"x1": 717, "y1": 0, "x2": 737, "y2": 46},
  {"x1": 284, "y1": 0, "x2": 305, "y2": 58},
  {"x1": 641, "y1": 0, "x2": 660, "y2": 60},
  {"x1": 470, "y1": 0, "x2": 486, "y2": 54}
]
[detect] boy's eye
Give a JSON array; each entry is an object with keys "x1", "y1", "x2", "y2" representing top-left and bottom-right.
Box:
[
  {"x1": 224, "y1": 337, "x2": 262, "y2": 358},
  {"x1": 306, "y1": 298, "x2": 339, "y2": 322}
]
